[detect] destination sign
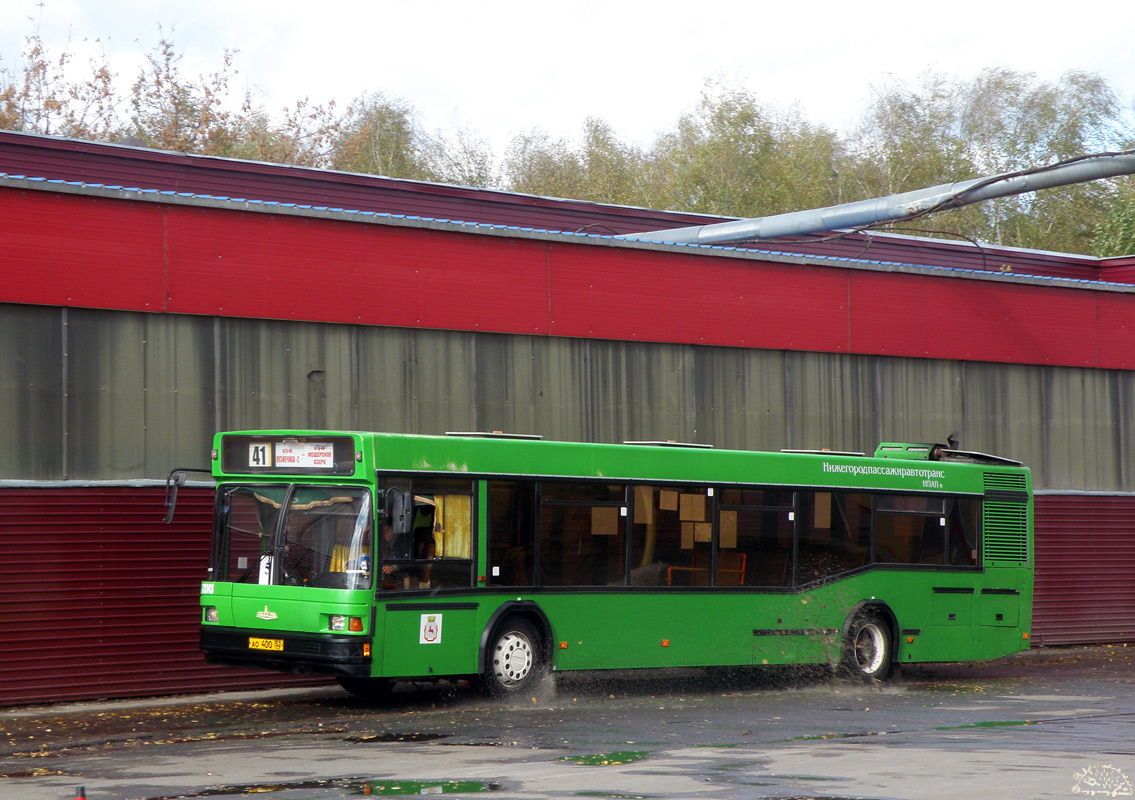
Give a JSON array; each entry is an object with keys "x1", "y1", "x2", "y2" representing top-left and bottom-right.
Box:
[
  {"x1": 273, "y1": 441, "x2": 334, "y2": 469},
  {"x1": 221, "y1": 435, "x2": 357, "y2": 475}
]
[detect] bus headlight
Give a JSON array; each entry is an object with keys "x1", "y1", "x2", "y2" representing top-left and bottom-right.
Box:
[
  {"x1": 204, "y1": 606, "x2": 219, "y2": 623},
  {"x1": 329, "y1": 615, "x2": 363, "y2": 632}
]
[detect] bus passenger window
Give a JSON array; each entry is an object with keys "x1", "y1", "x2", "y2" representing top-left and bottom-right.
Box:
[
  {"x1": 630, "y1": 485, "x2": 712, "y2": 587},
  {"x1": 722, "y1": 507, "x2": 792, "y2": 587},
  {"x1": 719, "y1": 487, "x2": 794, "y2": 588},
  {"x1": 539, "y1": 482, "x2": 626, "y2": 587},
  {"x1": 796, "y1": 492, "x2": 871, "y2": 584},
  {"x1": 874, "y1": 494, "x2": 949, "y2": 566},
  {"x1": 947, "y1": 497, "x2": 981, "y2": 566},
  {"x1": 488, "y1": 481, "x2": 536, "y2": 587},
  {"x1": 380, "y1": 477, "x2": 474, "y2": 590}
]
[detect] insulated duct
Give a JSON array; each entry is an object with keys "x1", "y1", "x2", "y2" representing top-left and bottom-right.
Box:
[{"x1": 621, "y1": 150, "x2": 1135, "y2": 245}]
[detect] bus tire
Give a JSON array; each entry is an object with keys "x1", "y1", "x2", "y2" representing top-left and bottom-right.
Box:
[
  {"x1": 478, "y1": 617, "x2": 547, "y2": 697},
  {"x1": 843, "y1": 611, "x2": 893, "y2": 682},
  {"x1": 336, "y1": 676, "x2": 395, "y2": 701}
]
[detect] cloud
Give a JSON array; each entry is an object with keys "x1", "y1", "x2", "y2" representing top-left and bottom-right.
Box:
[{"x1": 4, "y1": 0, "x2": 1135, "y2": 154}]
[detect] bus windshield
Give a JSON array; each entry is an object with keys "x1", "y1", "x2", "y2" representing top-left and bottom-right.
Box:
[{"x1": 216, "y1": 484, "x2": 373, "y2": 590}]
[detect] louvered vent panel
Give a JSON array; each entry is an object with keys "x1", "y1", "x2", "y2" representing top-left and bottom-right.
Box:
[
  {"x1": 983, "y1": 500, "x2": 1028, "y2": 565},
  {"x1": 983, "y1": 471, "x2": 1027, "y2": 492}
]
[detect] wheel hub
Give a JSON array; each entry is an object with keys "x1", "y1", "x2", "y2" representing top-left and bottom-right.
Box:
[
  {"x1": 854, "y1": 623, "x2": 886, "y2": 674},
  {"x1": 493, "y1": 631, "x2": 534, "y2": 685}
]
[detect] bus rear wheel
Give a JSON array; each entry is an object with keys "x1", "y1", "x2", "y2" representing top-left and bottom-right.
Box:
[
  {"x1": 844, "y1": 612, "x2": 893, "y2": 681},
  {"x1": 479, "y1": 617, "x2": 547, "y2": 697}
]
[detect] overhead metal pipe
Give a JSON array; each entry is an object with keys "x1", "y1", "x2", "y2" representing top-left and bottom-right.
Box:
[{"x1": 620, "y1": 150, "x2": 1135, "y2": 246}]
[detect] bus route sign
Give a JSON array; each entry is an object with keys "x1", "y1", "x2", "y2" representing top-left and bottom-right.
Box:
[
  {"x1": 220, "y1": 434, "x2": 358, "y2": 475},
  {"x1": 273, "y1": 442, "x2": 335, "y2": 469}
]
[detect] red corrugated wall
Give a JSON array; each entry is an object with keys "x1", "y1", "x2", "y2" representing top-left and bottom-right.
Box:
[
  {"x1": 1033, "y1": 494, "x2": 1135, "y2": 645},
  {"x1": 0, "y1": 489, "x2": 1128, "y2": 705},
  {"x1": 4, "y1": 189, "x2": 1134, "y2": 371},
  {"x1": 0, "y1": 487, "x2": 327, "y2": 707}
]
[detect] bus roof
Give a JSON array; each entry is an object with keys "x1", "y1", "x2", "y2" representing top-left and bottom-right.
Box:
[{"x1": 213, "y1": 430, "x2": 1030, "y2": 497}]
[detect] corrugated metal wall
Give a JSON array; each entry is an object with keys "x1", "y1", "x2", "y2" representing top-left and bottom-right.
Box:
[
  {"x1": 3, "y1": 304, "x2": 1134, "y2": 704},
  {"x1": 0, "y1": 486, "x2": 1128, "y2": 706},
  {"x1": 3, "y1": 131, "x2": 1132, "y2": 705},
  {"x1": 0, "y1": 486, "x2": 325, "y2": 706},
  {"x1": 1033, "y1": 494, "x2": 1135, "y2": 645},
  {"x1": 4, "y1": 303, "x2": 1134, "y2": 491}
]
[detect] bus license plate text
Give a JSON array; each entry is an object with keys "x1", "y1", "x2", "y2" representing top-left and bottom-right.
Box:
[{"x1": 248, "y1": 637, "x2": 283, "y2": 651}]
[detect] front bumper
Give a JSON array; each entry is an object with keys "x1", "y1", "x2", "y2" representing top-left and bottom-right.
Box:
[{"x1": 200, "y1": 627, "x2": 372, "y2": 677}]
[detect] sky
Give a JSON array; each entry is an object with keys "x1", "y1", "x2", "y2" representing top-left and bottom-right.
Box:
[{"x1": 2, "y1": 0, "x2": 1135, "y2": 157}]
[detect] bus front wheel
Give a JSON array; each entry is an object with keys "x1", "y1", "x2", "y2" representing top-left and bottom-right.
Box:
[
  {"x1": 479, "y1": 617, "x2": 547, "y2": 697},
  {"x1": 843, "y1": 612, "x2": 893, "y2": 681}
]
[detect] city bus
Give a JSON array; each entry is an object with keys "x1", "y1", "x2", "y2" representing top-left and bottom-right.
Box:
[{"x1": 186, "y1": 430, "x2": 1032, "y2": 698}]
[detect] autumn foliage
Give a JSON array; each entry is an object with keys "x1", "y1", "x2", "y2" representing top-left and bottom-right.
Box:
[{"x1": 3, "y1": 30, "x2": 1135, "y2": 256}]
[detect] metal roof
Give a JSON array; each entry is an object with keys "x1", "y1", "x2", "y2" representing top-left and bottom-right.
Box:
[{"x1": 0, "y1": 130, "x2": 1126, "y2": 286}]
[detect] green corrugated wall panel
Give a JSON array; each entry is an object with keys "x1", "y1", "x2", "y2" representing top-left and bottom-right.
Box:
[
  {"x1": 355, "y1": 326, "x2": 477, "y2": 434},
  {"x1": 786, "y1": 351, "x2": 884, "y2": 450},
  {"x1": 1, "y1": 302, "x2": 1133, "y2": 492},
  {"x1": 693, "y1": 348, "x2": 787, "y2": 450},
  {"x1": 472, "y1": 333, "x2": 590, "y2": 441},
  {"x1": 405, "y1": 329, "x2": 476, "y2": 433},
  {"x1": 0, "y1": 305, "x2": 64, "y2": 479},
  {"x1": 875, "y1": 358, "x2": 964, "y2": 446},
  {"x1": 142, "y1": 313, "x2": 216, "y2": 476},
  {"x1": 68, "y1": 309, "x2": 149, "y2": 479},
  {"x1": 958, "y1": 363, "x2": 1043, "y2": 473},
  {"x1": 589, "y1": 340, "x2": 697, "y2": 445},
  {"x1": 355, "y1": 325, "x2": 417, "y2": 433},
  {"x1": 218, "y1": 317, "x2": 355, "y2": 434},
  {"x1": 65, "y1": 310, "x2": 216, "y2": 480},
  {"x1": 1038, "y1": 367, "x2": 1129, "y2": 491}
]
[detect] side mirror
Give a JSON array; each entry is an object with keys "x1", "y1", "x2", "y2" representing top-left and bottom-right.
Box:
[
  {"x1": 163, "y1": 467, "x2": 211, "y2": 524},
  {"x1": 164, "y1": 471, "x2": 187, "y2": 525}
]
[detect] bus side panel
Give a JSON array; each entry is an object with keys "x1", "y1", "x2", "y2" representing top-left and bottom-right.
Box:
[
  {"x1": 531, "y1": 571, "x2": 1029, "y2": 675},
  {"x1": 537, "y1": 593, "x2": 835, "y2": 671},
  {"x1": 358, "y1": 567, "x2": 1031, "y2": 681},
  {"x1": 378, "y1": 604, "x2": 480, "y2": 678},
  {"x1": 815, "y1": 571, "x2": 1030, "y2": 665}
]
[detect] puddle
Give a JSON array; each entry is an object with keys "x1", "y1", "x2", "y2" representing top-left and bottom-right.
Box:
[
  {"x1": 354, "y1": 780, "x2": 501, "y2": 795},
  {"x1": 934, "y1": 720, "x2": 1034, "y2": 730},
  {"x1": 774, "y1": 775, "x2": 840, "y2": 782},
  {"x1": 145, "y1": 777, "x2": 501, "y2": 799},
  {"x1": 558, "y1": 751, "x2": 653, "y2": 766},
  {"x1": 778, "y1": 731, "x2": 885, "y2": 742},
  {"x1": 147, "y1": 780, "x2": 341, "y2": 799},
  {"x1": 0, "y1": 768, "x2": 63, "y2": 778},
  {"x1": 343, "y1": 733, "x2": 450, "y2": 743}
]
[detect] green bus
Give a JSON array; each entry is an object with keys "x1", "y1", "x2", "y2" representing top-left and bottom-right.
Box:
[{"x1": 190, "y1": 430, "x2": 1032, "y2": 698}]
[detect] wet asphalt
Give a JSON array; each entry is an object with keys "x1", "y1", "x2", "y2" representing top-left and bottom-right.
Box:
[{"x1": 2, "y1": 644, "x2": 1134, "y2": 800}]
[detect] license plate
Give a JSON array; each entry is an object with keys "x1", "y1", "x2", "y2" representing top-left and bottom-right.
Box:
[{"x1": 248, "y1": 637, "x2": 284, "y2": 652}]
